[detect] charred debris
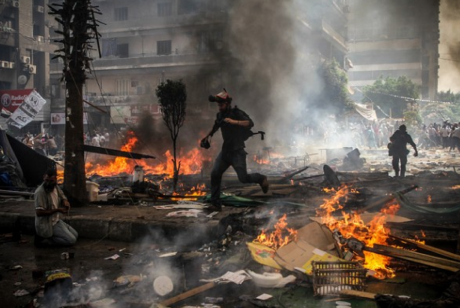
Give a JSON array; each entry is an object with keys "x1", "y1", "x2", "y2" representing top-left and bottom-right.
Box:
[{"x1": 2, "y1": 144, "x2": 460, "y2": 307}]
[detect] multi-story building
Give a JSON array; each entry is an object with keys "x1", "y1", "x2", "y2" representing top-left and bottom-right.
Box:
[
  {"x1": 49, "y1": 0, "x2": 230, "y2": 135},
  {"x1": 48, "y1": 0, "x2": 349, "y2": 137},
  {"x1": 347, "y1": 0, "x2": 440, "y2": 100},
  {"x1": 0, "y1": 0, "x2": 56, "y2": 133}
]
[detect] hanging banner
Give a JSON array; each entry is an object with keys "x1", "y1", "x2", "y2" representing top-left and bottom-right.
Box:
[
  {"x1": 7, "y1": 90, "x2": 46, "y2": 128},
  {"x1": 0, "y1": 89, "x2": 34, "y2": 113}
]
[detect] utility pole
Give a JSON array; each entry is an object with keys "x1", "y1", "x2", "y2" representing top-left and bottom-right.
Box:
[{"x1": 49, "y1": 0, "x2": 102, "y2": 205}]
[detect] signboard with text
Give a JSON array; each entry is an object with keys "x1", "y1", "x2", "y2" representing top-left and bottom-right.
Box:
[
  {"x1": 7, "y1": 90, "x2": 47, "y2": 129},
  {"x1": 0, "y1": 89, "x2": 34, "y2": 113}
]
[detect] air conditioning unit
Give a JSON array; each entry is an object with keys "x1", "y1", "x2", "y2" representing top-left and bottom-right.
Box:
[
  {"x1": 11, "y1": 0, "x2": 19, "y2": 8},
  {"x1": 35, "y1": 5, "x2": 44, "y2": 13},
  {"x1": 35, "y1": 36, "x2": 44, "y2": 43},
  {"x1": 20, "y1": 56, "x2": 30, "y2": 64},
  {"x1": 0, "y1": 61, "x2": 9, "y2": 68},
  {"x1": 28, "y1": 65, "x2": 37, "y2": 74},
  {"x1": 8, "y1": 62, "x2": 15, "y2": 69}
]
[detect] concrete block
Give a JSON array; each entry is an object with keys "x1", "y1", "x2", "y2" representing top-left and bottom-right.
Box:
[
  {"x1": 67, "y1": 217, "x2": 110, "y2": 240},
  {"x1": 108, "y1": 220, "x2": 132, "y2": 242}
]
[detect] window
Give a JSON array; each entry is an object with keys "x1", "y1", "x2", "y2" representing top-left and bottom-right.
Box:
[
  {"x1": 117, "y1": 44, "x2": 129, "y2": 58},
  {"x1": 157, "y1": 40, "x2": 171, "y2": 55},
  {"x1": 178, "y1": 0, "x2": 199, "y2": 15},
  {"x1": 158, "y1": 2, "x2": 172, "y2": 16},
  {"x1": 114, "y1": 7, "x2": 128, "y2": 21},
  {"x1": 116, "y1": 79, "x2": 130, "y2": 96}
]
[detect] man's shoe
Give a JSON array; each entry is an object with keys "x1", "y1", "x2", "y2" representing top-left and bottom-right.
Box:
[{"x1": 259, "y1": 176, "x2": 269, "y2": 194}]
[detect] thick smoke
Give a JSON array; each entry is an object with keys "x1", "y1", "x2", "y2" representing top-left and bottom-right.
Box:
[
  {"x1": 221, "y1": 0, "x2": 353, "y2": 153},
  {"x1": 439, "y1": 0, "x2": 460, "y2": 92}
]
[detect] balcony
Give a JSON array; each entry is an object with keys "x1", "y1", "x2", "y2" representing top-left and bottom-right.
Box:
[
  {"x1": 92, "y1": 53, "x2": 217, "y2": 71},
  {"x1": 99, "y1": 11, "x2": 227, "y2": 37},
  {"x1": 321, "y1": 20, "x2": 347, "y2": 50}
]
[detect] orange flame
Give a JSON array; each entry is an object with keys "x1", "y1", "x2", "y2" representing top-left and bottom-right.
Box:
[
  {"x1": 169, "y1": 184, "x2": 207, "y2": 201},
  {"x1": 85, "y1": 134, "x2": 210, "y2": 178},
  {"x1": 253, "y1": 152, "x2": 285, "y2": 165},
  {"x1": 317, "y1": 185, "x2": 398, "y2": 279},
  {"x1": 253, "y1": 214, "x2": 298, "y2": 250},
  {"x1": 427, "y1": 195, "x2": 432, "y2": 203}
]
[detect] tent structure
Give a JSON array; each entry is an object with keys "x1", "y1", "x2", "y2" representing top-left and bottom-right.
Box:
[{"x1": 1, "y1": 131, "x2": 55, "y2": 187}]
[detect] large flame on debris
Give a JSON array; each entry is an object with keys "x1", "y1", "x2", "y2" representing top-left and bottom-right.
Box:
[
  {"x1": 316, "y1": 185, "x2": 399, "y2": 279},
  {"x1": 253, "y1": 214, "x2": 298, "y2": 250},
  {"x1": 85, "y1": 134, "x2": 209, "y2": 178}
]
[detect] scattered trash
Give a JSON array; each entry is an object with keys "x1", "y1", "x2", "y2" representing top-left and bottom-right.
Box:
[
  {"x1": 166, "y1": 209, "x2": 203, "y2": 217},
  {"x1": 153, "y1": 275, "x2": 174, "y2": 296},
  {"x1": 159, "y1": 252, "x2": 177, "y2": 258},
  {"x1": 256, "y1": 293, "x2": 273, "y2": 300},
  {"x1": 113, "y1": 274, "x2": 145, "y2": 287},
  {"x1": 10, "y1": 265, "x2": 23, "y2": 270},
  {"x1": 89, "y1": 298, "x2": 116, "y2": 307},
  {"x1": 60, "y1": 252, "x2": 74, "y2": 260},
  {"x1": 246, "y1": 270, "x2": 296, "y2": 288},
  {"x1": 104, "y1": 254, "x2": 120, "y2": 260},
  {"x1": 202, "y1": 270, "x2": 251, "y2": 285},
  {"x1": 336, "y1": 301, "x2": 351, "y2": 306},
  {"x1": 43, "y1": 268, "x2": 72, "y2": 307},
  {"x1": 13, "y1": 289, "x2": 29, "y2": 297},
  {"x1": 206, "y1": 211, "x2": 219, "y2": 218}
]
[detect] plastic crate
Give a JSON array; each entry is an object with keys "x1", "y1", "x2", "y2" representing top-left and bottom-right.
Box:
[{"x1": 312, "y1": 261, "x2": 367, "y2": 296}]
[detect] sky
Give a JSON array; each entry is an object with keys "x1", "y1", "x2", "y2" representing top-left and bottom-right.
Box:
[{"x1": 438, "y1": 0, "x2": 460, "y2": 93}]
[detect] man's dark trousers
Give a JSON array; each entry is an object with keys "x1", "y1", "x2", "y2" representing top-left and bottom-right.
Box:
[{"x1": 211, "y1": 149, "x2": 265, "y2": 205}]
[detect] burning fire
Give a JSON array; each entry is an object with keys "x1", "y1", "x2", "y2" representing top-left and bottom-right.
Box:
[
  {"x1": 85, "y1": 135, "x2": 209, "y2": 178},
  {"x1": 427, "y1": 195, "x2": 432, "y2": 203},
  {"x1": 317, "y1": 185, "x2": 399, "y2": 279},
  {"x1": 170, "y1": 184, "x2": 207, "y2": 201},
  {"x1": 253, "y1": 214, "x2": 298, "y2": 250},
  {"x1": 253, "y1": 152, "x2": 285, "y2": 165}
]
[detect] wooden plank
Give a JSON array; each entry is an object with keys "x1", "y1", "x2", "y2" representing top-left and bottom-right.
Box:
[
  {"x1": 387, "y1": 223, "x2": 458, "y2": 232},
  {"x1": 356, "y1": 185, "x2": 417, "y2": 214},
  {"x1": 367, "y1": 245, "x2": 460, "y2": 269},
  {"x1": 339, "y1": 289, "x2": 376, "y2": 300},
  {"x1": 159, "y1": 282, "x2": 216, "y2": 307},
  {"x1": 398, "y1": 256, "x2": 459, "y2": 272},
  {"x1": 391, "y1": 235, "x2": 460, "y2": 262}
]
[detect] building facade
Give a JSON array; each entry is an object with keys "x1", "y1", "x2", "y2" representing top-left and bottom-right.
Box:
[
  {"x1": 0, "y1": 0, "x2": 57, "y2": 133},
  {"x1": 347, "y1": 0, "x2": 440, "y2": 100},
  {"x1": 46, "y1": 0, "x2": 349, "y2": 137}
]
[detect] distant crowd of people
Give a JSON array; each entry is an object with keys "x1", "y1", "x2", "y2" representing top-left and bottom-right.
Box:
[
  {"x1": 17, "y1": 126, "x2": 121, "y2": 157},
  {"x1": 416, "y1": 121, "x2": 460, "y2": 151},
  {"x1": 20, "y1": 132, "x2": 61, "y2": 156}
]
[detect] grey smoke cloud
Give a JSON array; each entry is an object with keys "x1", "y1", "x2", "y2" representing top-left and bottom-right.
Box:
[{"x1": 439, "y1": 0, "x2": 460, "y2": 92}]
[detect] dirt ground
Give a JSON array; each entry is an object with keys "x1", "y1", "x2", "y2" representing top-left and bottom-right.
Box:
[
  {"x1": 0, "y1": 233, "x2": 452, "y2": 308},
  {"x1": 1, "y1": 147, "x2": 459, "y2": 307}
]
